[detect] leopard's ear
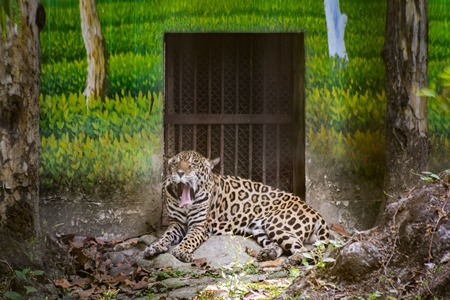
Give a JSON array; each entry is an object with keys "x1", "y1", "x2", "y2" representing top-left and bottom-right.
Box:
[
  {"x1": 208, "y1": 157, "x2": 220, "y2": 169},
  {"x1": 167, "y1": 154, "x2": 179, "y2": 165}
]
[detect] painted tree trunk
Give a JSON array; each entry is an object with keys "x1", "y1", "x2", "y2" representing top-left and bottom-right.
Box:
[
  {"x1": 0, "y1": 0, "x2": 44, "y2": 267},
  {"x1": 79, "y1": 0, "x2": 108, "y2": 102},
  {"x1": 382, "y1": 0, "x2": 428, "y2": 203}
]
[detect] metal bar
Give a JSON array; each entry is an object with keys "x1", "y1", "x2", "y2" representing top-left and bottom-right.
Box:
[
  {"x1": 276, "y1": 35, "x2": 281, "y2": 189},
  {"x1": 178, "y1": 38, "x2": 183, "y2": 115},
  {"x1": 178, "y1": 125, "x2": 182, "y2": 152},
  {"x1": 249, "y1": 36, "x2": 253, "y2": 180},
  {"x1": 207, "y1": 35, "x2": 212, "y2": 159},
  {"x1": 234, "y1": 41, "x2": 239, "y2": 176},
  {"x1": 162, "y1": 33, "x2": 175, "y2": 227},
  {"x1": 221, "y1": 36, "x2": 225, "y2": 117},
  {"x1": 164, "y1": 114, "x2": 292, "y2": 124},
  {"x1": 249, "y1": 125, "x2": 252, "y2": 180},
  {"x1": 262, "y1": 37, "x2": 267, "y2": 184},
  {"x1": 165, "y1": 34, "x2": 176, "y2": 157},
  {"x1": 276, "y1": 124, "x2": 280, "y2": 189},
  {"x1": 293, "y1": 33, "x2": 306, "y2": 199},
  {"x1": 178, "y1": 37, "x2": 184, "y2": 152},
  {"x1": 163, "y1": 34, "x2": 171, "y2": 158},
  {"x1": 220, "y1": 36, "x2": 224, "y2": 174},
  {"x1": 193, "y1": 36, "x2": 197, "y2": 151}
]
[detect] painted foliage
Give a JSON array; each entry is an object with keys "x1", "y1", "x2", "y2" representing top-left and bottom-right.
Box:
[{"x1": 39, "y1": 0, "x2": 449, "y2": 198}]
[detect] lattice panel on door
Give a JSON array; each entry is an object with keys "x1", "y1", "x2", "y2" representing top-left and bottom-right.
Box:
[{"x1": 164, "y1": 33, "x2": 303, "y2": 203}]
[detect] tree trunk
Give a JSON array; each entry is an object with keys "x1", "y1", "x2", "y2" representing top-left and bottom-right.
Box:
[
  {"x1": 0, "y1": 0, "x2": 44, "y2": 267},
  {"x1": 79, "y1": 0, "x2": 108, "y2": 102},
  {"x1": 382, "y1": 0, "x2": 429, "y2": 204}
]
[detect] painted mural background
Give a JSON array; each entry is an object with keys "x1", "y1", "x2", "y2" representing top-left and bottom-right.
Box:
[{"x1": 39, "y1": 0, "x2": 450, "y2": 236}]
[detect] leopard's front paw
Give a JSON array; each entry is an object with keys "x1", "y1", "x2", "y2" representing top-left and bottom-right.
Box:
[
  {"x1": 144, "y1": 244, "x2": 168, "y2": 259},
  {"x1": 257, "y1": 247, "x2": 278, "y2": 262},
  {"x1": 171, "y1": 246, "x2": 193, "y2": 263}
]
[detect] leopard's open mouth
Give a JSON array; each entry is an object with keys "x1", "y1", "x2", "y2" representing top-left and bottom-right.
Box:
[{"x1": 178, "y1": 182, "x2": 195, "y2": 208}]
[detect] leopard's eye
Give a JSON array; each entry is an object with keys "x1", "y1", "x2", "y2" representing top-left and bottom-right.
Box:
[{"x1": 191, "y1": 158, "x2": 200, "y2": 165}]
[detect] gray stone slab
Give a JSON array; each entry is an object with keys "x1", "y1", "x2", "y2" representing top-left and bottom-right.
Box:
[
  {"x1": 149, "y1": 235, "x2": 262, "y2": 270},
  {"x1": 194, "y1": 235, "x2": 262, "y2": 269}
]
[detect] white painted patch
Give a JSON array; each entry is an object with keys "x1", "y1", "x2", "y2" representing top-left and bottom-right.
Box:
[{"x1": 324, "y1": 0, "x2": 348, "y2": 61}]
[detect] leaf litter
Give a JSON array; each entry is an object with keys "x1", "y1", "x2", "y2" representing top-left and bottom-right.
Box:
[
  {"x1": 53, "y1": 233, "x2": 155, "y2": 298},
  {"x1": 51, "y1": 233, "x2": 305, "y2": 299}
]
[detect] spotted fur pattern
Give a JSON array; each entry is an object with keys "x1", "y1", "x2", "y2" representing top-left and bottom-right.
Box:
[{"x1": 144, "y1": 150, "x2": 330, "y2": 263}]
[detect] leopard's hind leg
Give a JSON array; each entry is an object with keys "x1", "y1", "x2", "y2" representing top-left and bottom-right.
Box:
[
  {"x1": 265, "y1": 218, "x2": 330, "y2": 265},
  {"x1": 259, "y1": 211, "x2": 316, "y2": 265},
  {"x1": 249, "y1": 219, "x2": 284, "y2": 262}
]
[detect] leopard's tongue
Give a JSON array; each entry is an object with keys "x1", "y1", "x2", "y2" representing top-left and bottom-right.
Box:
[{"x1": 179, "y1": 183, "x2": 194, "y2": 208}]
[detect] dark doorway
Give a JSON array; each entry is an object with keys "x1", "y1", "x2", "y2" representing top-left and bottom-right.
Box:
[{"x1": 163, "y1": 33, "x2": 305, "y2": 221}]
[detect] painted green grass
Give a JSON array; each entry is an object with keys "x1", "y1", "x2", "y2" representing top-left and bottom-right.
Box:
[
  {"x1": 40, "y1": 0, "x2": 388, "y2": 116},
  {"x1": 39, "y1": 91, "x2": 163, "y2": 192},
  {"x1": 38, "y1": 0, "x2": 450, "y2": 190}
]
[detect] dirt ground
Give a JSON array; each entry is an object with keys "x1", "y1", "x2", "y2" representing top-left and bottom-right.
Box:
[
  {"x1": 1, "y1": 226, "x2": 447, "y2": 299},
  {"x1": 2, "y1": 174, "x2": 450, "y2": 299}
]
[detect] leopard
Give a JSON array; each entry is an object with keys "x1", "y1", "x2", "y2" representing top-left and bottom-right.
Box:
[{"x1": 144, "y1": 150, "x2": 330, "y2": 264}]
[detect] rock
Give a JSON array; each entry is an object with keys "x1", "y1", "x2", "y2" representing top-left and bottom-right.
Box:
[
  {"x1": 121, "y1": 249, "x2": 136, "y2": 257},
  {"x1": 244, "y1": 274, "x2": 268, "y2": 282},
  {"x1": 267, "y1": 270, "x2": 290, "y2": 279},
  {"x1": 102, "y1": 252, "x2": 126, "y2": 265},
  {"x1": 113, "y1": 238, "x2": 140, "y2": 251},
  {"x1": 152, "y1": 253, "x2": 193, "y2": 271},
  {"x1": 155, "y1": 276, "x2": 224, "y2": 299},
  {"x1": 62, "y1": 288, "x2": 82, "y2": 300},
  {"x1": 194, "y1": 235, "x2": 261, "y2": 269},
  {"x1": 160, "y1": 277, "x2": 190, "y2": 289},
  {"x1": 147, "y1": 235, "x2": 261, "y2": 270},
  {"x1": 138, "y1": 234, "x2": 158, "y2": 246},
  {"x1": 134, "y1": 256, "x2": 153, "y2": 269},
  {"x1": 34, "y1": 283, "x2": 60, "y2": 300},
  {"x1": 428, "y1": 261, "x2": 450, "y2": 297},
  {"x1": 116, "y1": 294, "x2": 149, "y2": 300},
  {"x1": 110, "y1": 265, "x2": 136, "y2": 277},
  {"x1": 332, "y1": 241, "x2": 382, "y2": 281},
  {"x1": 385, "y1": 180, "x2": 450, "y2": 262}
]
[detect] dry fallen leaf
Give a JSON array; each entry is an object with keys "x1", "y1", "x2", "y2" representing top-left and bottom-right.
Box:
[
  {"x1": 243, "y1": 290, "x2": 269, "y2": 299},
  {"x1": 331, "y1": 223, "x2": 351, "y2": 237},
  {"x1": 78, "y1": 286, "x2": 96, "y2": 299},
  {"x1": 70, "y1": 276, "x2": 92, "y2": 289},
  {"x1": 132, "y1": 280, "x2": 149, "y2": 291},
  {"x1": 257, "y1": 257, "x2": 285, "y2": 268},
  {"x1": 192, "y1": 257, "x2": 207, "y2": 268},
  {"x1": 245, "y1": 246, "x2": 258, "y2": 257},
  {"x1": 69, "y1": 239, "x2": 85, "y2": 249},
  {"x1": 261, "y1": 279, "x2": 288, "y2": 285},
  {"x1": 58, "y1": 233, "x2": 77, "y2": 245},
  {"x1": 105, "y1": 272, "x2": 127, "y2": 284},
  {"x1": 199, "y1": 285, "x2": 226, "y2": 299},
  {"x1": 53, "y1": 278, "x2": 72, "y2": 289},
  {"x1": 123, "y1": 279, "x2": 135, "y2": 286}
]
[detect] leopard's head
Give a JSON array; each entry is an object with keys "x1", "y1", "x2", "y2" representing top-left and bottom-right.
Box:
[{"x1": 166, "y1": 151, "x2": 220, "y2": 208}]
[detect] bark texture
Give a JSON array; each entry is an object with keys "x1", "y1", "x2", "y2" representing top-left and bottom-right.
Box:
[
  {"x1": 274, "y1": 174, "x2": 450, "y2": 299},
  {"x1": 382, "y1": 0, "x2": 429, "y2": 203},
  {"x1": 79, "y1": 0, "x2": 108, "y2": 102},
  {"x1": 0, "y1": 0, "x2": 43, "y2": 266}
]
